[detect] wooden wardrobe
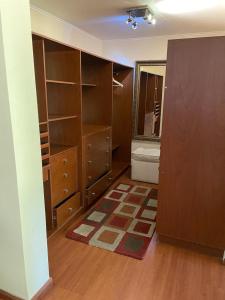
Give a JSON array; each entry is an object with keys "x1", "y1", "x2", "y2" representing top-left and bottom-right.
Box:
[
  {"x1": 32, "y1": 34, "x2": 133, "y2": 236},
  {"x1": 158, "y1": 36, "x2": 225, "y2": 254}
]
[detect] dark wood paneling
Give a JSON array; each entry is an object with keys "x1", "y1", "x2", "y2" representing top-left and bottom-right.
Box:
[{"x1": 158, "y1": 36, "x2": 225, "y2": 250}]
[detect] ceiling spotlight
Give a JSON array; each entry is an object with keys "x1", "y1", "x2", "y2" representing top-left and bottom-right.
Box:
[
  {"x1": 132, "y1": 21, "x2": 138, "y2": 30},
  {"x1": 147, "y1": 13, "x2": 153, "y2": 21},
  {"x1": 126, "y1": 13, "x2": 133, "y2": 24}
]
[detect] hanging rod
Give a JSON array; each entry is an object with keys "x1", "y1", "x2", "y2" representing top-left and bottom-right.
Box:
[{"x1": 113, "y1": 78, "x2": 124, "y2": 88}]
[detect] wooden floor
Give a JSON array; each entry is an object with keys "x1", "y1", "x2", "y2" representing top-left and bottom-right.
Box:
[{"x1": 40, "y1": 172, "x2": 225, "y2": 300}]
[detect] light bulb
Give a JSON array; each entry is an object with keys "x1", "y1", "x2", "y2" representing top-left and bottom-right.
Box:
[
  {"x1": 132, "y1": 21, "x2": 138, "y2": 30},
  {"x1": 126, "y1": 16, "x2": 133, "y2": 24},
  {"x1": 151, "y1": 18, "x2": 156, "y2": 25},
  {"x1": 147, "y1": 13, "x2": 153, "y2": 21}
]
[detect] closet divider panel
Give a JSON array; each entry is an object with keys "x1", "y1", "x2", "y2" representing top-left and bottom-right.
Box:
[
  {"x1": 112, "y1": 63, "x2": 133, "y2": 180},
  {"x1": 158, "y1": 37, "x2": 225, "y2": 251},
  {"x1": 32, "y1": 35, "x2": 52, "y2": 230}
]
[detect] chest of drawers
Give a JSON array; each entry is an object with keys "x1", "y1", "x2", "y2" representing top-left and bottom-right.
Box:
[{"x1": 50, "y1": 147, "x2": 78, "y2": 207}]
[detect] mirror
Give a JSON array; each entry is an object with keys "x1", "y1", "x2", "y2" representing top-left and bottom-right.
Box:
[{"x1": 133, "y1": 61, "x2": 166, "y2": 141}]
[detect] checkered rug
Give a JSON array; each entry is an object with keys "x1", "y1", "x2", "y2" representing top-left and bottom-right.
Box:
[{"x1": 66, "y1": 183, "x2": 158, "y2": 259}]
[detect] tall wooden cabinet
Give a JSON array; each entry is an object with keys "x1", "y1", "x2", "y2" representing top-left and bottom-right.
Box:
[
  {"x1": 32, "y1": 34, "x2": 133, "y2": 236},
  {"x1": 158, "y1": 36, "x2": 225, "y2": 253}
]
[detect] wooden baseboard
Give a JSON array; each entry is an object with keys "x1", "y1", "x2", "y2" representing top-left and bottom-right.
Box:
[
  {"x1": 31, "y1": 278, "x2": 53, "y2": 300},
  {"x1": 158, "y1": 234, "x2": 223, "y2": 257},
  {"x1": 0, "y1": 278, "x2": 53, "y2": 300}
]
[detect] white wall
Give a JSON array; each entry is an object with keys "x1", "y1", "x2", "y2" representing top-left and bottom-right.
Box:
[
  {"x1": 103, "y1": 31, "x2": 225, "y2": 66},
  {"x1": 31, "y1": 6, "x2": 103, "y2": 56},
  {"x1": 0, "y1": 1, "x2": 49, "y2": 299}
]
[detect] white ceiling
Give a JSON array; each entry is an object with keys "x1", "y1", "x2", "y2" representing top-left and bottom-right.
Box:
[{"x1": 30, "y1": 0, "x2": 225, "y2": 40}]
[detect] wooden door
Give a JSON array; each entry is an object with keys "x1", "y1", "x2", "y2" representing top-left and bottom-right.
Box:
[{"x1": 158, "y1": 37, "x2": 225, "y2": 250}]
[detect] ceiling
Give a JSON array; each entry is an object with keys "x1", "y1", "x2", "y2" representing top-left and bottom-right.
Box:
[{"x1": 30, "y1": 0, "x2": 225, "y2": 40}]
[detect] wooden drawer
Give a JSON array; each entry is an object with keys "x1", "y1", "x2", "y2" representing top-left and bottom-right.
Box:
[
  {"x1": 84, "y1": 128, "x2": 112, "y2": 187},
  {"x1": 54, "y1": 193, "x2": 81, "y2": 228},
  {"x1": 50, "y1": 147, "x2": 78, "y2": 207},
  {"x1": 86, "y1": 171, "x2": 112, "y2": 206}
]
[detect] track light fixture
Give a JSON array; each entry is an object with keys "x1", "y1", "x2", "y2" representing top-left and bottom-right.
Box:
[{"x1": 126, "y1": 6, "x2": 156, "y2": 30}]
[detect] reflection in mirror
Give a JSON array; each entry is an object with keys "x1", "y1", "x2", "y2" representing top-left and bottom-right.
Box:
[{"x1": 134, "y1": 61, "x2": 166, "y2": 141}]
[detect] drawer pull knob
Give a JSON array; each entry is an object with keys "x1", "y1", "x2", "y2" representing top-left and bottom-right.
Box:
[
  {"x1": 63, "y1": 158, "x2": 68, "y2": 164},
  {"x1": 106, "y1": 150, "x2": 109, "y2": 153},
  {"x1": 68, "y1": 207, "x2": 73, "y2": 214},
  {"x1": 88, "y1": 160, "x2": 93, "y2": 165},
  {"x1": 108, "y1": 177, "x2": 112, "y2": 181},
  {"x1": 64, "y1": 188, "x2": 69, "y2": 193},
  {"x1": 88, "y1": 176, "x2": 92, "y2": 180},
  {"x1": 64, "y1": 173, "x2": 68, "y2": 178},
  {"x1": 105, "y1": 164, "x2": 109, "y2": 167},
  {"x1": 88, "y1": 144, "x2": 92, "y2": 149},
  {"x1": 92, "y1": 192, "x2": 96, "y2": 196},
  {"x1": 106, "y1": 136, "x2": 110, "y2": 140}
]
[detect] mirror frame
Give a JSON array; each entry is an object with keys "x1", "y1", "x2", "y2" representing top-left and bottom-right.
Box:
[{"x1": 133, "y1": 60, "x2": 167, "y2": 142}]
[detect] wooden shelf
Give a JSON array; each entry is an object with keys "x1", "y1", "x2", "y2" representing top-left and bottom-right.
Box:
[
  {"x1": 112, "y1": 144, "x2": 120, "y2": 151},
  {"x1": 48, "y1": 114, "x2": 79, "y2": 122},
  {"x1": 46, "y1": 79, "x2": 78, "y2": 85},
  {"x1": 41, "y1": 142, "x2": 49, "y2": 150},
  {"x1": 111, "y1": 161, "x2": 129, "y2": 180},
  {"x1": 39, "y1": 121, "x2": 48, "y2": 126},
  {"x1": 82, "y1": 124, "x2": 111, "y2": 137},
  {"x1": 42, "y1": 153, "x2": 50, "y2": 161},
  {"x1": 50, "y1": 144, "x2": 76, "y2": 156},
  {"x1": 81, "y1": 83, "x2": 97, "y2": 87},
  {"x1": 40, "y1": 131, "x2": 48, "y2": 139}
]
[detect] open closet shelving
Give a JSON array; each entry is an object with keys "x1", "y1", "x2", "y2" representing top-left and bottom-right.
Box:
[{"x1": 32, "y1": 33, "x2": 133, "y2": 237}]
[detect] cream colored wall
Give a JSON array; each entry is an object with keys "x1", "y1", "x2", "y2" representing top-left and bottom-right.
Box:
[
  {"x1": 140, "y1": 65, "x2": 166, "y2": 77},
  {"x1": 31, "y1": 6, "x2": 103, "y2": 56},
  {"x1": 0, "y1": 1, "x2": 49, "y2": 299},
  {"x1": 103, "y1": 31, "x2": 225, "y2": 66}
]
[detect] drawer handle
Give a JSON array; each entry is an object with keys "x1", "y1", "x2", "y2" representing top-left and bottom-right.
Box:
[
  {"x1": 105, "y1": 163, "x2": 109, "y2": 168},
  {"x1": 88, "y1": 176, "x2": 92, "y2": 180},
  {"x1": 88, "y1": 160, "x2": 93, "y2": 165},
  {"x1": 92, "y1": 192, "x2": 96, "y2": 196},
  {"x1": 108, "y1": 177, "x2": 112, "y2": 181},
  {"x1": 106, "y1": 150, "x2": 109, "y2": 154},
  {"x1": 88, "y1": 144, "x2": 92, "y2": 149},
  {"x1": 64, "y1": 188, "x2": 69, "y2": 193},
  {"x1": 68, "y1": 207, "x2": 73, "y2": 214},
  {"x1": 64, "y1": 173, "x2": 68, "y2": 178},
  {"x1": 63, "y1": 158, "x2": 68, "y2": 164},
  {"x1": 106, "y1": 136, "x2": 110, "y2": 140}
]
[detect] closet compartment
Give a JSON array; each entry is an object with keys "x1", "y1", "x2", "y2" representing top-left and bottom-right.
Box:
[
  {"x1": 54, "y1": 193, "x2": 81, "y2": 228},
  {"x1": 112, "y1": 63, "x2": 133, "y2": 180},
  {"x1": 49, "y1": 117, "x2": 80, "y2": 155},
  {"x1": 81, "y1": 52, "x2": 112, "y2": 126},
  {"x1": 86, "y1": 171, "x2": 112, "y2": 206},
  {"x1": 32, "y1": 37, "x2": 48, "y2": 124},
  {"x1": 44, "y1": 39, "x2": 80, "y2": 84},
  {"x1": 83, "y1": 125, "x2": 112, "y2": 187},
  {"x1": 50, "y1": 147, "x2": 78, "y2": 207},
  {"x1": 47, "y1": 82, "x2": 81, "y2": 120}
]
